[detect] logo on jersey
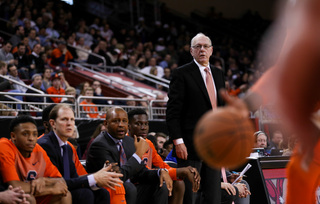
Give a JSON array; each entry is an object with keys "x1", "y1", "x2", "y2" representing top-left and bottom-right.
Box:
[
  {"x1": 32, "y1": 161, "x2": 38, "y2": 166},
  {"x1": 26, "y1": 170, "x2": 37, "y2": 181}
]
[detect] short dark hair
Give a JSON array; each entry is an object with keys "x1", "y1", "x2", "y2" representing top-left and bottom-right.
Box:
[
  {"x1": 42, "y1": 104, "x2": 57, "y2": 123},
  {"x1": 10, "y1": 115, "x2": 37, "y2": 133},
  {"x1": 127, "y1": 108, "x2": 147, "y2": 122},
  {"x1": 7, "y1": 64, "x2": 16, "y2": 72}
]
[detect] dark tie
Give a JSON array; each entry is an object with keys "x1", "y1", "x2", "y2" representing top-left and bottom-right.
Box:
[
  {"x1": 204, "y1": 67, "x2": 217, "y2": 108},
  {"x1": 117, "y1": 141, "x2": 127, "y2": 166},
  {"x1": 62, "y1": 144, "x2": 70, "y2": 179}
]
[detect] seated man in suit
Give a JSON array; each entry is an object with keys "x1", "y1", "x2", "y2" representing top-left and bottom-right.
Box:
[
  {"x1": 127, "y1": 108, "x2": 201, "y2": 204},
  {"x1": 86, "y1": 106, "x2": 172, "y2": 204},
  {"x1": 38, "y1": 103, "x2": 123, "y2": 204},
  {"x1": 0, "y1": 115, "x2": 71, "y2": 204}
]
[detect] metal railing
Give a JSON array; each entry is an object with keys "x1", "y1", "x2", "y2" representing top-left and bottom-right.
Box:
[{"x1": 0, "y1": 92, "x2": 167, "y2": 120}]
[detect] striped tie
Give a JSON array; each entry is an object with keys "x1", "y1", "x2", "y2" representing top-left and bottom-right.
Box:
[{"x1": 118, "y1": 141, "x2": 127, "y2": 166}]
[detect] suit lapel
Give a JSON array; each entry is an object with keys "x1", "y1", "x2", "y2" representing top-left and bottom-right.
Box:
[
  {"x1": 49, "y1": 132, "x2": 64, "y2": 171},
  {"x1": 103, "y1": 132, "x2": 120, "y2": 162},
  {"x1": 188, "y1": 61, "x2": 211, "y2": 104}
]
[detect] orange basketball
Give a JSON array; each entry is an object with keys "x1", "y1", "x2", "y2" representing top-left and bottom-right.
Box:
[{"x1": 194, "y1": 107, "x2": 255, "y2": 169}]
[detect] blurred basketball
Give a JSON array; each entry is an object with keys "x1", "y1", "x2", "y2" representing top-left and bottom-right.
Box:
[{"x1": 194, "y1": 107, "x2": 255, "y2": 169}]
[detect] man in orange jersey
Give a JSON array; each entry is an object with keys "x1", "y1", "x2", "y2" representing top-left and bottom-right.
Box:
[
  {"x1": 220, "y1": 0, "x2": 320, "y2": 203},
  {"x1": 0, "y1": 115, "x2": 71, "y2": 204},
  {"x1": 127, "y1": 108, "x2": 200, "y2": 204},
  {"x1": 38, "y1": 103, "x2": 123, "y2": 204},
  {"x1": 46, "y1": 73, "x2": 65, "y2": 103}
]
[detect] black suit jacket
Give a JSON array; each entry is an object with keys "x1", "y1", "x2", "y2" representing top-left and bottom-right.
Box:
[
  {"x1": 37, "y1": 131, "x2": 90, "y2": 190},
  {"x1": 166, "y1": 61, "x2": 225, "y2": 160},
  {"x1": 86, "y1": 132, "x2": 159, "y2": 184}
]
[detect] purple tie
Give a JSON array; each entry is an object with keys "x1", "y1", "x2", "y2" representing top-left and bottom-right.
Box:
[
  {"x1": 117, "y1": 141, "x2": 127, "y2": 166},
  {"x1": 62, "y1": 144, "x2": 70, "y2": 179}
]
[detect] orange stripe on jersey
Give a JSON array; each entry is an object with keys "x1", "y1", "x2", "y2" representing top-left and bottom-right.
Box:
[{"x1": 67, "y1": 141, "x2": 87, "y2": 176}]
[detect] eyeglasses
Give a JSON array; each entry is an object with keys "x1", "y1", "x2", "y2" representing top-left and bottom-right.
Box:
[{"x1": 191, "y1": 44, "x2": 212, "y2": 50}]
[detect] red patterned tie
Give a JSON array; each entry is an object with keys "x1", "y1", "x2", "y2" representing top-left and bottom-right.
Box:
[
  {"x1": 118, "y1": 141, "x2": 127, "y2": 166},
  {"x1": 204, "y1": 67, "x2": 217, "y2": 109}
]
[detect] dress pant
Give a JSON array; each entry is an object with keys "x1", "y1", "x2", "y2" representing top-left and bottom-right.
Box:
[
  {"x1": 124, "y1": 182, "x2": 137, "y2": 204},
  {"x1": 136, "y1": 182, "x2": 169, "y2": 204},
  {"x1": 71, "y1": 187, "x2": 110, "y2": 204},
  {"x1": 177, "y1": 158, "x2": 221, "y2": 204}
]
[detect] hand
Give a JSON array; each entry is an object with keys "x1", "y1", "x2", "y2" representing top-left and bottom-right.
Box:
[
  {"x1": 220, "y1": 89, "x2": 250, "y2": 118},
  {"x1": 177, "y1": 166, "x2": 200, "y2": 192},
  {"x1": 62, "y1": 48, "x2": 67, "y2": 54},
  {"x1": 234, "y1": 183, "x2": 251, "y2": 198},
  {"x1": 94, "y1": 165, "x2": 123, "y2": 190},
  {"x1": 0, "y1": 185, "x2": 30, "y2": 204},
  {"x1": 51, "y1": 179, "x2": 68, "y2": 196},
  {"x1": 227, "y1": 174, "x2": 243, "y2": 184},
  {"x1": 159, "y1": 169, "x2": 173, "y2": 196},
  {"x1": 221, "y1": 182, "x2": 237, "y2": 195},
  {"x1": 105, "y1": 160, "x2": 121, "y2": 173},
  {"x1": 30, "y1": 177, "x2": 46, "y2": 195},
  {"x1": 175, "y1": 143, "x2": 188, "y2": 160},
  {"x1": 134, "y1": 135, "x2": 149, "y2": 158}
]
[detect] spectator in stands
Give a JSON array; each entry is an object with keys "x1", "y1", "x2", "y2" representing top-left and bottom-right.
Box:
[
  {"x1": 13, "y1": 43, "x2": 29, "y2": 79},
  {"x1": 0, "y1": 41, "x2": 14, "y2": 65},
  {"x1": 38, "y1": 27, "x2": 50, "y2": 47},
  {"x1": 28, "y1": 43, "x2": 45, "y2": 75},
  {"x1": 46, "y1": 73, "x2": 65, "y2": 103},
  {"x1": 82, "y1": 123, "x2": 106, "y2": 160},
  {"x1": 127, "y1": 108, "x2": 200, "y2": 204},
  {"x1": 76, "y1": 37, "x2": 90, "y2": 62},
  {"x1": 87, "y1": 44, "x2": 104, "y2": 65},
  {"x1": 9, "y1": 25, "x2": 25, "y2": 48},
  {"x1": 38, "y1": 103, "x2": 122, "y2": 204},
  {"x1": 27, "y1": 28, "x2": 39, "y2": 50},
  {"x1": 163, "y1": 67, "x2": 172, "y2": 81},
  {"x1": 269, "y1": 130, "x2": 284, "y2": 149},
  {"x1": 49, "y1": 40, "x2": 73, "y2": 69},
  {"x1": 253, "y1": 131, "x2": 268, "y2": 148},
  {"x1": 12, "y1": 36, "x2": 31, "y2": 55},
  {"x1": 41, "y1": 67, "x2": 52, "y2": 91},
  {"x1": 0, "y1": 61, "x2": 13, "y2": 92},
  {"x1": 45, "y1": 20, "x2": 60, "y2": 39},
  {"x1": 140, "y1": 57, "x2": 164, "y2": 78},
  {"x1": 91, "y1": 80, "x2": 108, "y2": 105},
  {"x1": 155, "y1": 132, "x2": 168, "y2": 151},
  {"x1": 80, "y1": 87, "x2": 100, "y2": 119},
  {"x1": 126, "y1": 55, "x2": 140, "y2": 78},
  {"x1": 100, "y1": 23, "x2": 113, "y2": 42},
  {"x1": 7, "y1": 64, "x2": 27, "y2": 93},
  {"x1": 66, "y1": 35, "x2": 78, "y2": 62},
  {"x1": 0, "y1": 115, "x2": 72, "y2": 204},
  {"x1": 0, "y1": 103, "x2": 17, "y2": 116},
  {"x1": 178, "y1": 44, "x2": 193, "y2": 66},
  {"x1": 25, "y1": 73, "x2": 45, "y2": 102},
  {"x1": 56, "y1": 71, "x2": 70, "y2": 90},
  {"x1": 86, "y1": 106, "x2": 171, "y2": 204},
  {"x1": 159, "y1": 54, "x2": 172, "y2": 69},
  {"x1": 61, "y1": 86, "x2": 77, "y2": 104},
  {"x1": 106, "y1": 48, "x2": 122, "y2": 66}
]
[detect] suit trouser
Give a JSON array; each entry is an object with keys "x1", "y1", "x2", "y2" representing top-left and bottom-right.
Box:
[
  {"x1": 136, "y1": 182, "x2": 169, "y2": 204},
  {"x1": 178, "y1": 158, "x2": 221, "y2": 204},
  {"x1": 71, "y1": 187, "x2": 110, "y2": 204}
]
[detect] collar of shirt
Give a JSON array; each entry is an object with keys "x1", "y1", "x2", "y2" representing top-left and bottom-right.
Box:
[
  {"x1": 53, "y1": 131, "x2": 68, "y2": 155},
  {"x1": 32, "y1": 51, "x2": 39, "y2": 58},
  {"x1": 107, "y1": 132, "x2": 123, "y2": 150},
  {"x1": 193, "y1": 59, "x2": 213, "y2": 86}
]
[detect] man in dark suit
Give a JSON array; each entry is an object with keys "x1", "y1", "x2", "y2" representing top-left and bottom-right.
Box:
[
  {"x1": 86, "y1": 106, "x2": 172, "y2": 204},
  {"x1": 38, "y1": 103, "x2": 123, "y2": 204},
  {"x1": 166, "y1": 33, "x2": 226, "y2": 204}
]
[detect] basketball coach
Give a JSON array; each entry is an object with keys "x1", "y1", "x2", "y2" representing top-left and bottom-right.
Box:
[{"x1": 166, "y1": 33, "x2": 225, "y2": 204}]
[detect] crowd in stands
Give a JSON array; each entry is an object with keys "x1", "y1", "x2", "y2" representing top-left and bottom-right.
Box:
[{"x1": 0, "y1": 0, "x2": 268, "y2": 98}]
